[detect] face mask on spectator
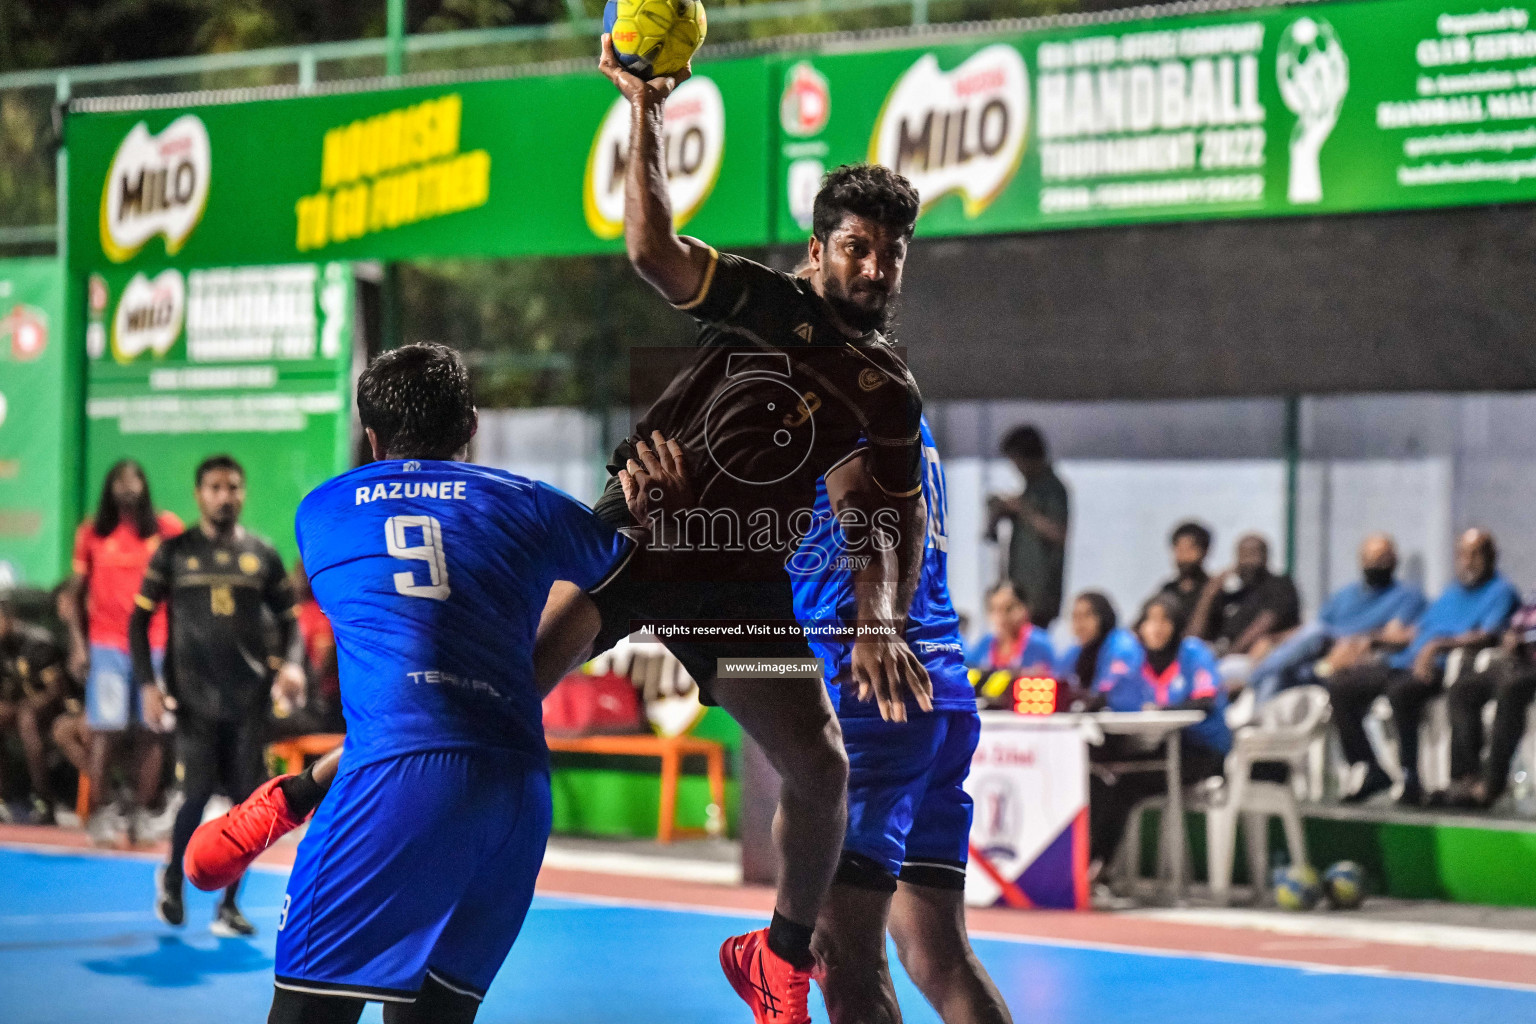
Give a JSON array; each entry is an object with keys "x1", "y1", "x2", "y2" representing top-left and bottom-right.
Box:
[{"x1": 1363, "y1": 566, "x2": 1395, "y2": 588}]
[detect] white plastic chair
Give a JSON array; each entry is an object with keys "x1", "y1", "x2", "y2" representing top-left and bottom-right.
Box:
[
  {"x1": 1117, "y1": 686, "x2": 1331, "y2": 903},
  {"x1": 1205, "y1": 685, "x2": 1331, "y2": 902}
]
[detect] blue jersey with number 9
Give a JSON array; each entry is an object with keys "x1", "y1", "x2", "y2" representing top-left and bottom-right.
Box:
[{"x1": 295, "y1": 460, "x2": 632, "y2": 770}]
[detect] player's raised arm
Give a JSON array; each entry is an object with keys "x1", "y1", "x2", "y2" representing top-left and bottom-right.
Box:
[{"x1": 597, "y1": 34, "x2": 713, "y2": 304}]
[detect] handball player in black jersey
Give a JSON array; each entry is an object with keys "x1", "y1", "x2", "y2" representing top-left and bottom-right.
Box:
[
  {"x1": 574, "y1": 38, "x2": 934, "y2": 1024},
  {"x1": 129, "y1": 454, "x2": 305, "y2": 937}
]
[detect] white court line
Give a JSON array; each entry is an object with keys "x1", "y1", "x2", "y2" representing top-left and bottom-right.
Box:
[
  {"x1": 533, "y1": 888, "x2": 1536, "y2": 996},
  {"x1": 0, "y1": 840, "x2": 164, "y2": 863},
  {"x1": 10, "y1": 842, "x2": 1536, "y2": 994},
  {"x1": 0, "y1": 906, "x2": 283, "y2": 926},
  {"x1": 541, "y1": 846, "x2": 741, "y2": 885},
  {"x1": 1130, "y1": 907, "x2": 1536, "y2": 957}
]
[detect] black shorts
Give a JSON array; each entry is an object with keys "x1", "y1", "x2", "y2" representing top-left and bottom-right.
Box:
[
  {"x1": 590, "y1": 479, "x2": 814, "y2": 703},
  {"x1": 176, "y1": 713, "x2": 266, "y2": 803}
]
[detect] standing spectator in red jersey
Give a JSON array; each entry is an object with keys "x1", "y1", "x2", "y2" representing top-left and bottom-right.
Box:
[{"x1": 59, "y1": 460, "x2": 182, "y2": 844}]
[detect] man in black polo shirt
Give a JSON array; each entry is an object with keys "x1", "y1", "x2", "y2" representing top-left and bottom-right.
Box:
[
  {"x1": 1190, "y1": 533, "x2": 1301, "y2": 662},
  {"x1": 130, "y1": 454, "x2": 304, "y2": 936}
]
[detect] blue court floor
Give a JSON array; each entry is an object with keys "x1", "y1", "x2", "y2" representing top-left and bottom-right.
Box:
[{"x1": 2, "y1": 845, "x2": 1535, "y2": 1024}]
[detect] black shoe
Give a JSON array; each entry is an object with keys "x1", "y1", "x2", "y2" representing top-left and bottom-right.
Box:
[
  {"x1": 1342, "y1": 765, "x2": 1393, "y2": 805},
  {"x1": 28, "y1": 798, "x2": 55, "y2": 826},
  {"x1": 155, "y1": 865, "x2": 185, "y2": 927},
  {"x1": 1397, "y1": 776, "x2": 1426, "y2": 807},
  {"x1": 210, "y1": 902, "x2": 256, "y2": 938}
]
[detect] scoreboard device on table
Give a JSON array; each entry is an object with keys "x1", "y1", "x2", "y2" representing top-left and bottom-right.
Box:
[{"x1": 971, "y1": 668, "x2": 1062, "y2": 715}]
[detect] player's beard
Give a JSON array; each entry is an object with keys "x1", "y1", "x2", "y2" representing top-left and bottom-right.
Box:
[{"x1": 821, "y1": 276, "x2": 894, "y2": 334}]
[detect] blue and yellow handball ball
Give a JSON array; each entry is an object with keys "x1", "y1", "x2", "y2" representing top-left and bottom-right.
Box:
[
  {"x1": 1271, "y1": 864, "x2": 1323, "y2": 911},
  {"x1": 1323, "y1": 861, "x2": 1366, "y2": 909},
  {"x1": 604, "y1": 0, "x2": 707, "y2": 80}
]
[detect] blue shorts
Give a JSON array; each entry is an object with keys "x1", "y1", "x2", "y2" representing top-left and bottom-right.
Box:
[
  {"x1": 85, "y1": 646, "x2": 163, "y2": 731},
  {"x1": 275, "y1": 748, "x2": 553, "y2": 1004},
  {"x1": 841, "y1": 709, "x2": 980, "y2": 887}
]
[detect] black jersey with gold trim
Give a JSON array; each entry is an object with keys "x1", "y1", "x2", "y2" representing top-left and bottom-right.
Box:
[{"x1": 611, "y1": 250, "x2": 923, "y2": 574}]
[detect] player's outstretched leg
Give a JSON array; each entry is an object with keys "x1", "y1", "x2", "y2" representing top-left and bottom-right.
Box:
[
  {"x1": 715, "y1": 677, "x2": 847, "y2": 1024},
  {"x1": 888, "y1": 880, "x2": 1012, "y2": 1024},
  {"x1": 186, "y1": 750, "x2": 339, "y2": 891},
  {"x1": 812, "y1": 873, "x2": 902, "y2": 1024}
]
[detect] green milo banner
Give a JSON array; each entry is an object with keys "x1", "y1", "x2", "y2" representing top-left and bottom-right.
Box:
[
  {"x1": 773, "y1": 0, "x2": 1536, "y2": 240},
  {"x1": 66, "y1": 58, "x2": 771, "y2": 268},
  {"x1": 0, "y1": 258, "x2": 75, "y2": 587},
  {"x1": 65, "y1": 0, "x2": 1536, "y2": 265},
  {"x1": 82, "y1": 262, "x2": 354, "y2": 565}
]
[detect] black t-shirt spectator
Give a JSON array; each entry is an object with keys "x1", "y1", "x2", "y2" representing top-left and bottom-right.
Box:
[
  {"x1": 1156, "y1": 568, "x2": 1210, "y2": 623},
  {"x1": 1208, "y1": 570, "x2": 1300, "y2": 647},
  {"x1": 0, "y1": 624, "x2": 67, "y2": 705}
]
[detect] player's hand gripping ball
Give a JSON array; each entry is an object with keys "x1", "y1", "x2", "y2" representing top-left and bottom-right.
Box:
[
  {"x1": 1271, "y1": 864, "x2": 1323, "y2": 911},
  {"x1": 604, "y1": 0, "x2": 706, "y2": 80},
  {"x1": 1323, "y1": 861, "x2": 1365, "y2": 909}
]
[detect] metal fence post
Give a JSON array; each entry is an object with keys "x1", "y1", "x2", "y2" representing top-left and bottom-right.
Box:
[{"x1": 387, "y1": 0, "x2": 406, "y2": 77}]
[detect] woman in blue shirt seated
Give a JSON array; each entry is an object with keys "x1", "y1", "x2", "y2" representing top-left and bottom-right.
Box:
[
  {"x1": 968, "y1": 580, "x2": 1058, "y2": 709},
  {"x1": 968, "y1": 581, "x2": 1056, "y2": 674},
  {"x1": 1058, "y1": 591, "x2": 1232, "y2": 873}
]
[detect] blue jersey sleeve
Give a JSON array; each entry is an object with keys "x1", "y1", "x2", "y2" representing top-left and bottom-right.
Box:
[
  {"x1": 1022, "y1": 631, "x2": 1056, "y2": 676},
  {"x1": 1181, "y1": 638, "x2": 1222, "y2": 700},
  {"x1": 532, "y1": 482, "x2": 632, "y2": 592},
  {"x1": 1395, "y1": 587, "x2": 1428, "y2": 625},
  {"x1": 1317, "y1": 586, "x2": 1349, "y2": 629},
  {"x1": 1098, "y1": 631, "x2": 1149, "y2": 711},
  {"x1": 1480, "y1": 580, "x2": 1521, "y2": 633}
]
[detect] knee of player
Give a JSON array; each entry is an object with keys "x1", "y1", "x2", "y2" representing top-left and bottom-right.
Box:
[
  {"x1": 779, "y1": 724, "x2": 848, "y2": 795},
  {"x1": 891, "y1": 933, "x2": 944, "y2": 992}
]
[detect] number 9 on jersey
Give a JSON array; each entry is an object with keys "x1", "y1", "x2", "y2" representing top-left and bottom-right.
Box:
[{"x1": 386, "y1": 515, "x2": 451, "y2": 600}]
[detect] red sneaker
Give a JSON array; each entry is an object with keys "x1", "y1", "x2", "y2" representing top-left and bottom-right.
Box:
[
  {"x1": 719, "y1": 928, "x2": 814, "y2": 1024},
  {"x1": 184, "y1": 775, "x2": 308, "y2": 891}
]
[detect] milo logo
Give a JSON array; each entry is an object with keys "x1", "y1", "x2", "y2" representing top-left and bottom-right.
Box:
[
  {"x1": 870, "y1": 45, "x2": 1029, "y2": 217},
  {"x1": 111, "y1": 269, "x2": 185, "y2": 364},
  {"x1": 583, "y1": 76, "x2": 726, "y2": 239},
  {"x1": 99, "y1": 115, "x2": 211, "y2": 263}
]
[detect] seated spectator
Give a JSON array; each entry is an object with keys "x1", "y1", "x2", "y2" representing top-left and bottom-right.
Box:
[
  {"x1": 966, "y1": 581, "x2": 1055, "y2": 675},
  {"x1": 1152, "y1": 521, "x2": 1212, "y2": 624},
  {"x1": 1439, "y1": 601, "x2": 1536, "y2": 808},
  {"x1": 1054, "y1": 591, "x2": 1140, "y2": 696},
  {"x1": 1329, "y1": 529, "x2": 1519, "y2": 806},
  {"x1": 1189, "y1": 533, "x2": 1301, "y2": 682},
  {"x1": 1248, "y1": 534, "x2": 1427, "y2": 705},
  {"x1": 0, "y1": 593, "x2": 74, "y2": 823},
  {"x1": 1060, "y1": 593, "x2": 1231, "y2": 869}
]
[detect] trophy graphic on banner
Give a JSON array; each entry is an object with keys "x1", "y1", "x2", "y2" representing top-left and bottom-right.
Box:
[{"x1": 1277, "y1": 17, "x2": 1349, "y2": 205}]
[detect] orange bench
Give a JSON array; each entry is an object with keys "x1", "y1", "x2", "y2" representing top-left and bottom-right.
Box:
[
  {"x1": 546, "y1": 733, "x2": 727, "y2": 843},
  {"x1": 69, "y1": 734, "x2": 347, "y2": 827},
  {"x1": 267, "y1": 733, "x2": 347, "y2": 776}
]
